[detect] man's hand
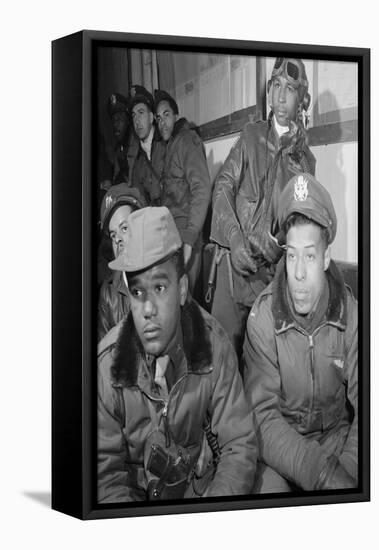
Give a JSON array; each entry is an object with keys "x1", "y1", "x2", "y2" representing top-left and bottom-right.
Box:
[
  {"x1": 230, "y1": 231, "x2": 258, "y2": 276},
  {"x1": 183, "y1": 243, "x2": 192, "y2": 267}
]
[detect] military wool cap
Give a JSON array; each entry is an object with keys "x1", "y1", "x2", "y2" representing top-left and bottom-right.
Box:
[
  {"x1": 109, "y1": 206, "x2": 182, "y2": 272},
  {"x1": 129, "y1": 85, "x2": 154, "y2": 112},
  {"x1": 154, "y1": 89, "x2": 179, "y2": 115},
  {"x1": 107, "y1": 93, "x2": 129, "y2": 117},
  {"x1": 278, "y1": 173, "x2": 337, "y2": 243},
  {"x1": 100, "y1": 184, "x2": 146, "y2": 232}
]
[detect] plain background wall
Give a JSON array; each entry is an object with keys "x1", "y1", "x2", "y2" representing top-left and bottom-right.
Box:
[
  {"x1": 1, "y1": 1, "x2": 376, "y2": 549},
  {"x1": 314, "y1": 142, "x2": 358, "y2": 262}
]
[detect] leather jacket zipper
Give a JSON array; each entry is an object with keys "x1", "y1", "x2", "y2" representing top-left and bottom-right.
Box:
[{"x1": 143, "y1": 373, "x2": 189, "y2": 447}]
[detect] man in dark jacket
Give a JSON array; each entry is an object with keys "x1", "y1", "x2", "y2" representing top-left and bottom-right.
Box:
[
  {"x1": 210, "y1": 58, "x2": 315, "y2": 360},
  {"x1": 128, "y1": 85, "x2": 166, "y2": 205},
  {"x1": 154, "y1": 90, "x2": 211, "y2": 294},
  {"x1": 98, "y1": 184, "x2": 146, "y2": 341},
  {"x1": 103, "y1": 92, "x2": 132, "y2": 188},
  {"x1": 244, "y1": 173, "x2": 358, "y2": 493},
  {"x1": 98, "y1": 206, "x2": 257, "y2": 503}
]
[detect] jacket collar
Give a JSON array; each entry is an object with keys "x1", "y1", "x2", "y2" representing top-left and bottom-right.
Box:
[
  {"x1": 110, "y1": 270, "x2": 128, "y2": 296},
  {"x1": 111, "y1": 298, "x2": 213, "y2": 387},
  {"x1": 272, "y1": 257, "x2": 348, "y2": 334},
  {"x1": 171, "y1": 117, "x2": 189, "y2": 140}
]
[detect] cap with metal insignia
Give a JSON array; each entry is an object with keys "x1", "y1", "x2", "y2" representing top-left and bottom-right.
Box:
[
  {"x1": 107, "y1": 93, "x2": 129, "y2": 117},
  {"x1": 100, "y1": 184, "x2": 147, "y2": 232},
  {"x1": 278, "y1": 173, "x2": 337, "y2": 243}
]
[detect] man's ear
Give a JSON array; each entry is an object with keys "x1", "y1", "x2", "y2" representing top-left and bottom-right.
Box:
[
  {"x1": 179, "y1": 274, "x2": 188, "y2": 306},
  {"x1": 324, "y1": 245, "x2": 331, "y2": 271},
  {"x1": 149, "y1": 111, "x2": 154, "y2": 124}
]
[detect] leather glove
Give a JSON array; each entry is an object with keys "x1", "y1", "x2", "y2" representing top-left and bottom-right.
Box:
[
  {"x1": 316, "y1": 456, "x2": 356, "y2": 490},
  {"x1": 230, "y1": 231, "x2": 258, "y2": 276},
  {"x1": 249, "y1": 226, "x2": 284, "y2": 265}
]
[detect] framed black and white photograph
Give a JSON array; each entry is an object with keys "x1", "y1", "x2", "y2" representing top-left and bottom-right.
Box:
[{"x1": 52, "y1": 30, "x2": 370, "y2": 520}]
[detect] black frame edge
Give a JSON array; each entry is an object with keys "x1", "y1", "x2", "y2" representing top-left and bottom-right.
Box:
[
  {"x1": 359, "y1": 47, "x2": 370, "y2": 501},
  {"x1": 52, "y1": 31, "x2": 85, "y2": 519},
  {"x1": 52, "y1": 30, "x2": 370, "y2": 520}
]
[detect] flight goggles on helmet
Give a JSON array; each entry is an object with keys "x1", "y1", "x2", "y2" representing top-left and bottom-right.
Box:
[{"x1": 271, "y1": 58, "x2": 308, "y2": 89}]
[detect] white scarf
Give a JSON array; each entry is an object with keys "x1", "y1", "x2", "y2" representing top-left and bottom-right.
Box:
[{"x1": 273, "y1": 115, "x2": 289, "y2": 138}]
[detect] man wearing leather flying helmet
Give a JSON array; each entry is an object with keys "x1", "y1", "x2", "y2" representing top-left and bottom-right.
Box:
[{"x1": 210, "y1": 57, "x2": 315, "y2": 363}]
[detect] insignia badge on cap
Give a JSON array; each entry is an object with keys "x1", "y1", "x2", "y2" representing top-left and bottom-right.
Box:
[
  {"x1": 294, "y1": 174, "x2": 309, "y2": 201},
  {"x1": 105, "y1": 195, "x2": 114, "y2": 210},
  {"x1": 110, "y1": 94, "x2": 116, "y2": 105},
  {"x1": 130, "y1": 87, "x2": 136, "y2": 97}
]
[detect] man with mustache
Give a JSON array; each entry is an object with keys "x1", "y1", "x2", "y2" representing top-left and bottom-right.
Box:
[
  {"x1": 97, "y1": 206, "x2": 256, "y2": 502},
  {"x1": 244, "y1": 173, "x2": 358, "y2": 493},
  {"x1": 210, "y1": 58, "x2": 315, "y2": 363},
  {"x1": 154, "y1": 90, "x2": 211, "y2": 295},
  {"x1": 98, "y1": 184, "x2": 146, "y2": 341}
]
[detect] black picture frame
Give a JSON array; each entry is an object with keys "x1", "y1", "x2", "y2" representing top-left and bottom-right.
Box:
[{"x1": 52, "y1": 30, "x2": 370, "y2": 520}]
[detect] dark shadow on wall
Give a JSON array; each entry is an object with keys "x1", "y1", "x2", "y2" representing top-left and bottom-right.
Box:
[{"x1": 311, "y1": 90, "x2": 348, "y2": 261}]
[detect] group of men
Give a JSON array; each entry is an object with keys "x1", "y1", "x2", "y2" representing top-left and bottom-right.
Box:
[
  {"x1": 97, "y1": 85, "x2": 210, "y2": 293},
  {"x1": 97, "y1": 58, "x2": 358, "y2": 502}
]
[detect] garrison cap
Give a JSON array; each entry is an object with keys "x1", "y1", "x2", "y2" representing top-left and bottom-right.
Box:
[
  {"x1": 154, "y1": 89, "x2": 179, "y2": 115},
  {"x1": 278, "y1": 173, "x2": 337, "y2": 244},
  {"x1": 129, "y1": 85, "x2": 154, "y2": 112},
  {"x1": 108, "y1": 93, "x2": 129, "y2": 117},
  {"x1": 109, "y1": 206, "x2": 182, "y2": 272},
  {"x1": 100, "y1": 184, "x2": 146, "y2": 232}
]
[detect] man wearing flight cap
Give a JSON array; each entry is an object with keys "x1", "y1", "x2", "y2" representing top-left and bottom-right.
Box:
[
  {"x1": 210, "y1": 58, "x2": 315, "y2": 363},
  {"x1": 244, "y1": 173, "x2": 358, "y2": 493},
  {"x1": 97, "y1": 206, "x2": 257, "y2": 503},
  {"x1": 128, "y1": 85, "x2": 166, "y2": 205},
  {"x1": 97, "y1": 183, "x2": 146, "y2": 341}
]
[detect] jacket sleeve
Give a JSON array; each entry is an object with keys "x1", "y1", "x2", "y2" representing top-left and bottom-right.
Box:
[
  {"x1": 204, "y1": 328, "x2": 257, "y2": 497},
  {"x1": 181, "y1": 134, "x2": 211, "y2": 247},
  {"x1": 97, "y1": 359, "x2": 138, "y2": 503},
  {"x1": 338, "y1": 294, "x2": 358, "y2": 480},
  {"x1": 243, "y1": 302, "x2": 330, "y2": 490},
  {"x1": 210, "y1": 135, "x2": 248, "y2": 248}
]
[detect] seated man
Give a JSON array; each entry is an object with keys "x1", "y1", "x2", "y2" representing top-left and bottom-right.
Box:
[
  {"x1": 244, "y1": 173, "x2": 357, "y2": 493},
  {"x1": 98, "y1": 206, "x2": 257, "y2": 503},
  {"x1": 98, "y1": 184, "x2": 146, "y2": 341}
]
